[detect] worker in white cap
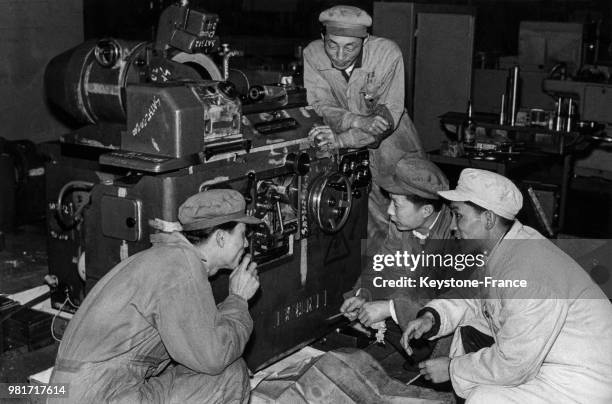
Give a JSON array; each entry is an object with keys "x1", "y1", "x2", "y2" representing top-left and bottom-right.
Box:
[
  {"x1": 303, "y1": 5, "x2": 425, "y2": 255},
  {"x1": 400, "y1": 169, "x2": 612, "y2": 403}
]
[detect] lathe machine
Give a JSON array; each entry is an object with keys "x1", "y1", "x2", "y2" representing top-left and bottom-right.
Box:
[{"x1": 43, "y1": 2, "x2": 371, "y2": 370}]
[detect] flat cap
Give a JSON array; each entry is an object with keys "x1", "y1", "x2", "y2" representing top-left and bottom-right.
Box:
[
  {"x1": 178, "y1": 189, "x2": 261, "y2": 231},
  {"x1": 438, "y1": 169, "x2": 523, "y2": 220},
  {"x1": 319, "y1": 6, "x2": 372, "y2": 38},
  {"x1": 379, "y1": 156, "x2": 449, "y2": 199}
]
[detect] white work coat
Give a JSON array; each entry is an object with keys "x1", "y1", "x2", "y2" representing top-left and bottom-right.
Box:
[{"x1": 424, "y1": 221, "x2": 612, "y2": 403}]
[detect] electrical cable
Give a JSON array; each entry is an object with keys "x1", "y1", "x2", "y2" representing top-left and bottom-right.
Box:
[
  {"x1": 229, "y1": 68, "x2": 250, "y2": 92},
  {"x1": 66, "y1": 294, "x2": 80, "y2": 309},
  {"x1": 50, "y1": 296, "x2": 69, "y2": 342}
]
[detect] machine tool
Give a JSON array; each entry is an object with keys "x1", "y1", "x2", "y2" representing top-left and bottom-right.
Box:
[{"x1": 43, "y1": 2, "x2": 371, "y2": 370}]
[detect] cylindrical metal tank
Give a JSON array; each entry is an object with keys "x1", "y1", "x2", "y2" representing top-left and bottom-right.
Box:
[
  {"x1": 45, "y1": 39, "x2": 148, "y2": 125},
  {"x1": 44, "y1": 39, "x2": 223, "y2": 126}
]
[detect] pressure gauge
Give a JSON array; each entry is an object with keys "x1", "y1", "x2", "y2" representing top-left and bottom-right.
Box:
[{"x1": 94, "y1": 39, "x2": 121, "y2": 67}]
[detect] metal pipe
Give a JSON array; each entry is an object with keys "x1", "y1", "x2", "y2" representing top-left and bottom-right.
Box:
[
  {"x1": 499, "y1": 93, "x2": 506, "y2": 125},
  {"x1": 509, "y1": 66, "x2": 520, "y2": 126},
  {"x1": 566, "y1": 98, "x2": 574, "y2": 133},
  {"x1": 555, "y1": 97, "x2": 564, "y2": 132},
  {"x1": 222, "y1": 47, "x2": 244, "y2": 81}
]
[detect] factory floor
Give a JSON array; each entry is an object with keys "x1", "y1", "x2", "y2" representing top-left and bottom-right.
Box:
[
  {"x1": 1, "y1": 173, "x2": 611, "y2": 399},
  {"x1": 0, "y1": 223, "x2": 59, "y2": 404}
]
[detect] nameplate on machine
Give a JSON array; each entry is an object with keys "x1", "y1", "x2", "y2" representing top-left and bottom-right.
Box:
[
  {"x1": 274, "y1": 290, "x2": 327, "y2": 328},
  {"x1": 99, "y1": 150, "x2": 201, "y2": 173},
  {"x1": 254, "y1": 117, "x2": 299, "y2": 135}
]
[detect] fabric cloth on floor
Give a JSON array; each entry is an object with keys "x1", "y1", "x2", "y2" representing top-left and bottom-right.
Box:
[{"x1": 251, "y1": 348, "x2": 454, "y2": 403}]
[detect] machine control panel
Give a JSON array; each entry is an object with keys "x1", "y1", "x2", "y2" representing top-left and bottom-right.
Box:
[{"x1": 247, "y1": 149, "x2": 370, "y2": 266}]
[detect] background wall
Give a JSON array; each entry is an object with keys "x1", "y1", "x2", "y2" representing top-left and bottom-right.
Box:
[
  {"x1": 0, "y1": 0, "x2": 83, "y2": 143},
  {"x1": 82, "y1": 0, "x2": 612, "y2": 59},
  {"x1": 1, "y1": 0, "x2": 610, "y2": 143}
]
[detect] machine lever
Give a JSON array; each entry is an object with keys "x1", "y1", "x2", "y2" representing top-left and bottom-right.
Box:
[
  {"x1": 275, "y1": 201, "x2": 284, "y2": 233},
  {"x1": 244, "y1": 172, "x2": 256, "y2": 204},
  {"x1": 204, "y1": 139, "x2": 251, "y2": 160}
]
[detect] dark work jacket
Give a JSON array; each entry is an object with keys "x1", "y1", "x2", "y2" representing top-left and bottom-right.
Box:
[{"x1": 361, "y1": 204, "x2": 457, "y2": 329}]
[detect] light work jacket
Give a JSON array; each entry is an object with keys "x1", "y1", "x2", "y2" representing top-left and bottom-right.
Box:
[
  {"x1": 304, "y1": 36, "x2": 425, "y2": 253},
  {"x1": 49, "y1": 232, "x2": 252, "y2": 403},
  {"x1": 423, "y1": 221, "x2": 612, "y2": 403},
  {"x1": 303, "y1": 35, "x2": 425, "y2": 182}
]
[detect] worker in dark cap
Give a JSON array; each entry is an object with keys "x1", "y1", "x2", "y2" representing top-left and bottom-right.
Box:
[
  {"x1": 304, "y1": 5, "x2": 425, "y2": 255},
  {"x1": 49, "y1": 189, "x2": 261, "y2": 403},
  {"x1": 340, "y1": 156, "x2": 456, "y2": 357}
]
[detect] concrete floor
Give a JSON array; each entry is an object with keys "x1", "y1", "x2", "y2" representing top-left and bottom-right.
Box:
[{"x1": 0, "y1": 224, "x2": 58, "y2": 403}]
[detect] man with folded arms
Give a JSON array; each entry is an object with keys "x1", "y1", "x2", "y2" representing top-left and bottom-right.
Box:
[{"x1": 304, "y1": 5, "x2": 425, "y2": 254}]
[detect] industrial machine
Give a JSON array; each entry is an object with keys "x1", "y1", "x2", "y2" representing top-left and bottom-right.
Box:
[
  {"x1": 543, "y1": 78, "x2": 612, "y2": 136},
  {"x1": 44, "y1": 2, "x2": 371, "y2": 370}
]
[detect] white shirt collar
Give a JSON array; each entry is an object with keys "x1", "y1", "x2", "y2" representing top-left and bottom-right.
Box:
[
  {"x1": 412, "y1": 210, "x2": 441, "y2": 240},
  {"x1": 344, "y1": 63, "x2": 356, "y2": 75}
]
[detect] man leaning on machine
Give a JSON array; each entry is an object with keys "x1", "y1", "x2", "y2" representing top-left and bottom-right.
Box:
[{"x1": 303, "y1": 5, "x2": 425, "y2": 254}]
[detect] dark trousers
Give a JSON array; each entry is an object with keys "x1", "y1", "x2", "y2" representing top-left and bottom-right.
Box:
[
  {"x1": 383, "y1": 319, "x2": 436, "y2": 367},
  {"x1": 455, "y1": 326, "x2": 495, "y2": 404}
]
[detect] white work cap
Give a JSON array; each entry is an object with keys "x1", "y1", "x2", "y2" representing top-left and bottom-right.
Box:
[
  {"x1": 438, "y1": 168, "x2": 523, "y2": 220},
  {"x1": 319, "y1": 6, "x2": 372, "y2": 38}
]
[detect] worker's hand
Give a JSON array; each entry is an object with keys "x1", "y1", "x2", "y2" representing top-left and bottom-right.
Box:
[
  {"x1": 340, "y1": 296, "x2": 365, "y2": 320},
  {"x1": 229, "y1": 253, "x2": 259, "y2": 301},
  {"x1": 350, "y1": 115, "x2": 389, "y2": 135},
  {"x1": 418, "y1": 357, "x2": 451, "y2": 383},
  {"x1": 400, "y1": 312, "x2": 435, "y2": 355},
  {"x1": 309, "y1": 125, "x2": 339, "y2": 149},
  {"x1": 357, "y1": 300, "x2": 391, "y2": 327}
]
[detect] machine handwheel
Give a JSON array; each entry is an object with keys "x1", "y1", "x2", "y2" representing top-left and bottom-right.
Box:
[{"x1": 308, "y1": 172, "x2": 352, "y2": 233}]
